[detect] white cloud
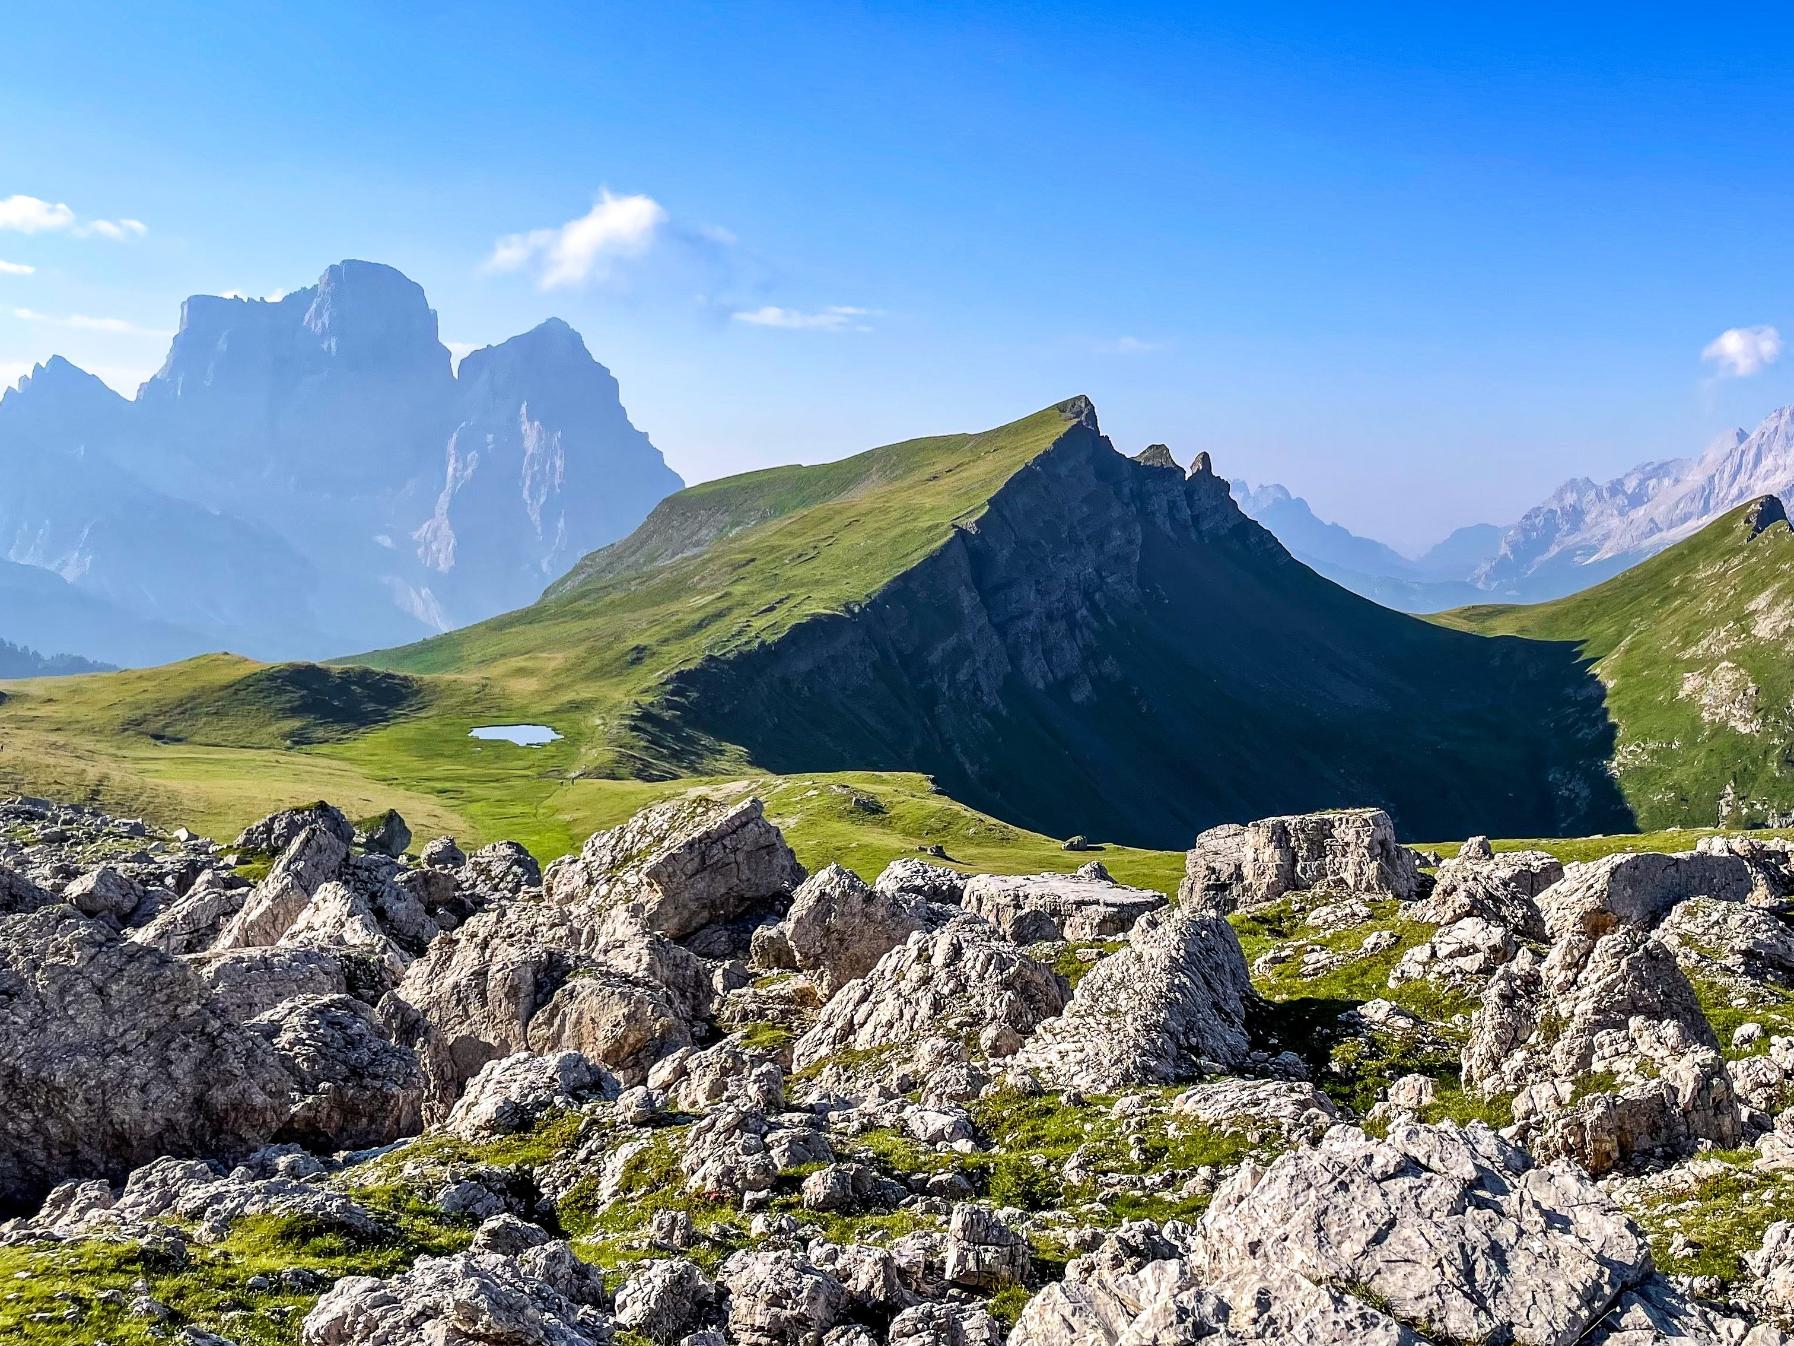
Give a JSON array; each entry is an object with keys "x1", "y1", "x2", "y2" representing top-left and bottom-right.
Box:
[
  {"x1": 13, "y1": 306, "x2": 171, "y2": 337},
  {"x1": 732, "y1": 304, "x2": 874, "y2": 332},
  {"x1": 486, "y1": 190, "x2": 668, "y2": 289},
  {"x1": 0, "y1": 195, "x2": 76, "y2": 233},
  {"x1": 0, "y1": 260, "x2": 33, "y2": 275},
  {"x1": 0, "y1": 194, "x2": 146, "y2": 241},
  {"x1": 218, "y1": 288, "x2": 288, "y2": 302},
  {"x1": 444, "y1": 340, "x2": 479, "y2": 371},
  {"x1": 1099, "y1": 335, "x2": 1165, "y2": 354},
  {"x1": 0, "y1": 360, "x2": 30, "y2": 391},
  {"x1": 1702, "y1": 325, "x2": 1782, "y2": 378}
]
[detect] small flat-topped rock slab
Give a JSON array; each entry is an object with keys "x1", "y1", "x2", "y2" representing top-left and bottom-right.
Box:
[{"x1": 960, "y1": 872, "x2": 1166, "y2": 942}]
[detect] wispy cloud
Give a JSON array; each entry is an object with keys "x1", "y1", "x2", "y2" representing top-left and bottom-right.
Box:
[
  {"x1": 1091, "y1": 335, "x2": 1166, "y2": 355},
  {"x1": 444, "y1": 340, "x2": 479, "y2": 371},
  {"x1": 13, "y1": 307, "x2": 171, "y2": 337},
  {"x1": 1702, "y1": 324, "x2": 1781, "y2": 378},
  {"x1": 0, "y1": 360, "x2": 30, "y2": 391},
  {"x1": 0, "y1": 260, "x2": 34, "y2": 276},
  {"x1": 486, "y1": 190, "x2": 668, "y2": 289},
  {"x1": 0, "y1": 194, "x2": 146, "y2": 241},
  {"x1": 732, "y1": 304, "x2": 874, "y2": 332}
]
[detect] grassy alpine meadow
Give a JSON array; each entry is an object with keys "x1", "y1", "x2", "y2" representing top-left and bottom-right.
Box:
[{"x1": 1436, "y1": 497, "x2": 1794, "y2": 830}]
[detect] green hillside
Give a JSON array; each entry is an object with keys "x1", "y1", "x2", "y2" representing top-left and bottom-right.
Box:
[
  {"x1": 0, "y1": 395, "x2": 1648, "y2": 856},
  {"x1": 358, "y1": 400, "x2": 1086, "y2": 778},
  {"x1": 1438, "y1": 496, "x2": 1794, "y2": 827}
]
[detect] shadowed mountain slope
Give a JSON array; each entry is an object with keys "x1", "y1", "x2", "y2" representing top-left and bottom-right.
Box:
[{"x1": 368, "y1": 398, "x2": 1629, "y2": 847}]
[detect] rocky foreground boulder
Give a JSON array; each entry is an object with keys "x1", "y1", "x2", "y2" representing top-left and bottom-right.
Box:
[
  {"x1": 1010, "y1": 907, "x2": 1254, "y2": 1089},
  {"x1": 3, "y1": 791, "x2": 1794, "y2": 1343},
  {"x1": 0, "y1": 905, "x2": 295, "y2": 1206},
  {"x1": 1012, "y1": 1121, "x2": 1782, "y2": 1346},
  {"x1": 1182, "y1": 807, "x2": 1421, "y2": 910}
]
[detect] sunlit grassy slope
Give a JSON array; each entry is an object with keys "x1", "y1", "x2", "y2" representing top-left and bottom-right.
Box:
[
  {"x1": 1437, "y1": 497, "x2": 1794, "y2": 828},
  {"x1": 0, "y1": 400, "x2": 1202, "y2": 880},
  {"x1": 354, "y1": 400, "x2": 1087, "y2": 779}
]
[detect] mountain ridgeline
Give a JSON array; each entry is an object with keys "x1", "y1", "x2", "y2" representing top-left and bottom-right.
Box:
[
  {"x1": 0, "y1": 261, "x2": 681, "y2": 664},
  {"x1": 371, "y1": 397, "x2": 1630, "y2": 847},
  {"x1": 1443, "y1": 494, "x2": 1794, "y2": 830}
]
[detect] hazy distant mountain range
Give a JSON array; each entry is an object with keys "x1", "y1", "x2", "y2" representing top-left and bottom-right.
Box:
[
  {"x1": 1235, "y1": 403, "x2": 1794, "y2": 611},
  {"x1": 0, "y1": 261, "x2": 681, "y2": 665}
]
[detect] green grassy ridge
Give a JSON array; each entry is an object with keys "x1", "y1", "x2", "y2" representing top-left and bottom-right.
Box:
[
  {"x1": 1436, "y1": 497, "x2": 1794, "y2": 829},
  {"x1": 350, "y1": 400, "x2": 1088, "y2": 780}
]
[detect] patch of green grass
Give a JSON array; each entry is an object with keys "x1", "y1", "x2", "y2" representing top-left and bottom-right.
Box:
[
  {"x1": 1233, "y1": 898, "x2": 1472, "y2": 1026},
  {"x1": 1625, "y1": 1158, "x2": 1794, "y2": 1283},
  {"x1": 1690, "y1": 976, "x2": 1794, "y2": 1063},
  {"x1": 0, "y1": 1196, "x2": 468, "y2": 1345}
]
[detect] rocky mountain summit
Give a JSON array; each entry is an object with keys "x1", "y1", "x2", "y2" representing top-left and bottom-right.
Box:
[
  {"x1": 2, "y1": 792, "x2": 1793, "y2": 1343},
  {"x1": 0, "y1": 261, "x2": 681, "y2": 664}
]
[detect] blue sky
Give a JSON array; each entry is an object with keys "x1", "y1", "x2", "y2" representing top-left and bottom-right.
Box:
[{"x1": 3, "y1": 2, "x2": 1792, "y2": 551}]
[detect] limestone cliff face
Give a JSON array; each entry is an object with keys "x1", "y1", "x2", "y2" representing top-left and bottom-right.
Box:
[
  {"x1": 658, "y1": 419, "x2": 1628, "y2": 848},
  {"x1": 0, "y1": 263, "x2": 681, "y2": 661}
]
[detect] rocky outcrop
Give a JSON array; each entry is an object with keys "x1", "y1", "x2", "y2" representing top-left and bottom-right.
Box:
[
  {"x1": 302, "y1": 1241, "x2": 610, "y2": 1346},
  {"x1": 1464, "y1": 929, "x2": 1741, "y2": 1172},
  {"x1": 1009, "y1": 907, "x2": 1254, "y2": 1089},
  {"x1": 236, "y1": 803, "x2": 355, "y2": 858},
  {"x1": 1539, "y1": 850, "x2": 1763, "y2": 941},
  {"x1": 1012, "y1": 1122, "x2": 1687, "y2": 1346},
  {"x1": 0, "y1": 905, "x2": 295, "y2": 1206},
  {"x1": 791, "y1": 917, "x2": 1068, "y2": 1092},
  {"x1": 1182, "y1": 809, "x2": 1421, "y2": 910},
  {"x1": 718, "y1": 1248, "x2": 851, "y2": 1346},
  {"x1": 215, "y1": 824, "x2": 352, "y2": 950},
  {"x1": 445, "y1": 1051, "x2": 619, "y2": 1140},
  {"x1": 247, "y1": 994, "x2": 423, "y2": 1150},
  {"x1": 959, "y1": 872, "x2": 1165, "y2": 943},
  {"x1": 778, "y1": 863, "x2": 943, "y2": 995},
  {"x1": 545, "y1": 796, "x2": 803, "y2": 940},
  {"x1": 1411, "y1": 847, "x2": 1559, "y2": 938}
]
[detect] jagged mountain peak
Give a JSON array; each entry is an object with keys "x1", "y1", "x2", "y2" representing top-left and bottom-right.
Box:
[
  {"x1": 0, "y1": 260, "x2": 682, "y2": 662},
  {"x1": 1743, "y1": 494, "x2": 1788, "y2": 538},
  {"x1": 0, "y1": 355, "x2": 126, "y2": 410},
  {"x1": 1133, "y1": 442, "x2": 1178, "y2": 469}
]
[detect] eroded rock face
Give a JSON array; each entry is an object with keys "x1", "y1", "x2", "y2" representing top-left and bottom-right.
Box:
[
  {"x1": 616, "y1": 1257, "x2": 721, "y2": 1344},
  {"x1": 186, "y1": 945, "x2": 354, "y2": 1023},
  {"x1": 959, "y1": 872, "x2": 1165, "y2": 943},
  {"x1": 1187, "y1": 1122, "x2": 1655, "y2": 1343},
  {"x1": 791, "y1": 916, "x2": 1068, "y2": 1083},
  {"x1": 215, "y1": 824, "x2": 352, "y2": 951},
  {"x1": 1411, "y1": 849, "x2": 1559, "y2": 939},
  {"x1": 718, "y1": 1248, "x2": 850, "y2": 1346},
  {"x1": 0, "y1": 906, "x2": 295, "y2": 1207},
  {"x1": 246, "y1": 994, "x2": 423, "y2": 1150},
  {"x1": 236, "y1": 802, "x2": 355, "y2": 858},
  {"x1": 445, "y1": 1051, "x2": 619, "y2": 1140},
  {"x1": 1540, "y1": 850, "x2": 1763, "y2": 941},
  {"x1": 1009, "y1": 907, "x2": 1254, "y2": 1090},
  {"x1": 780, "y1": 863, "x2": 943, "y2": 996},
  {"x1": 545, "y1": 796, "x2": 803, "y2": 939},
  {"x1": 301, "y1": 1244, "x2": 609, "y2": 1346},
  {"x1": 1183, "y1": 809, "x2": 1420, "y2": 910},
  {"x1": 874, "y1": 859, "x2": 968, "y2": 906},
  {"x1": 1011, "y1": 1122, "x2": 1661, "y2": 1346},
  {"x1": 1464, "y1": 927, "x2": 1741, "y2": 1172}
]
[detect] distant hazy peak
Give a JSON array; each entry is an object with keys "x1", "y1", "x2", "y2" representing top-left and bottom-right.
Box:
[{"x1": 0, "y1": 355, "x2": 127, "y2": 409}]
